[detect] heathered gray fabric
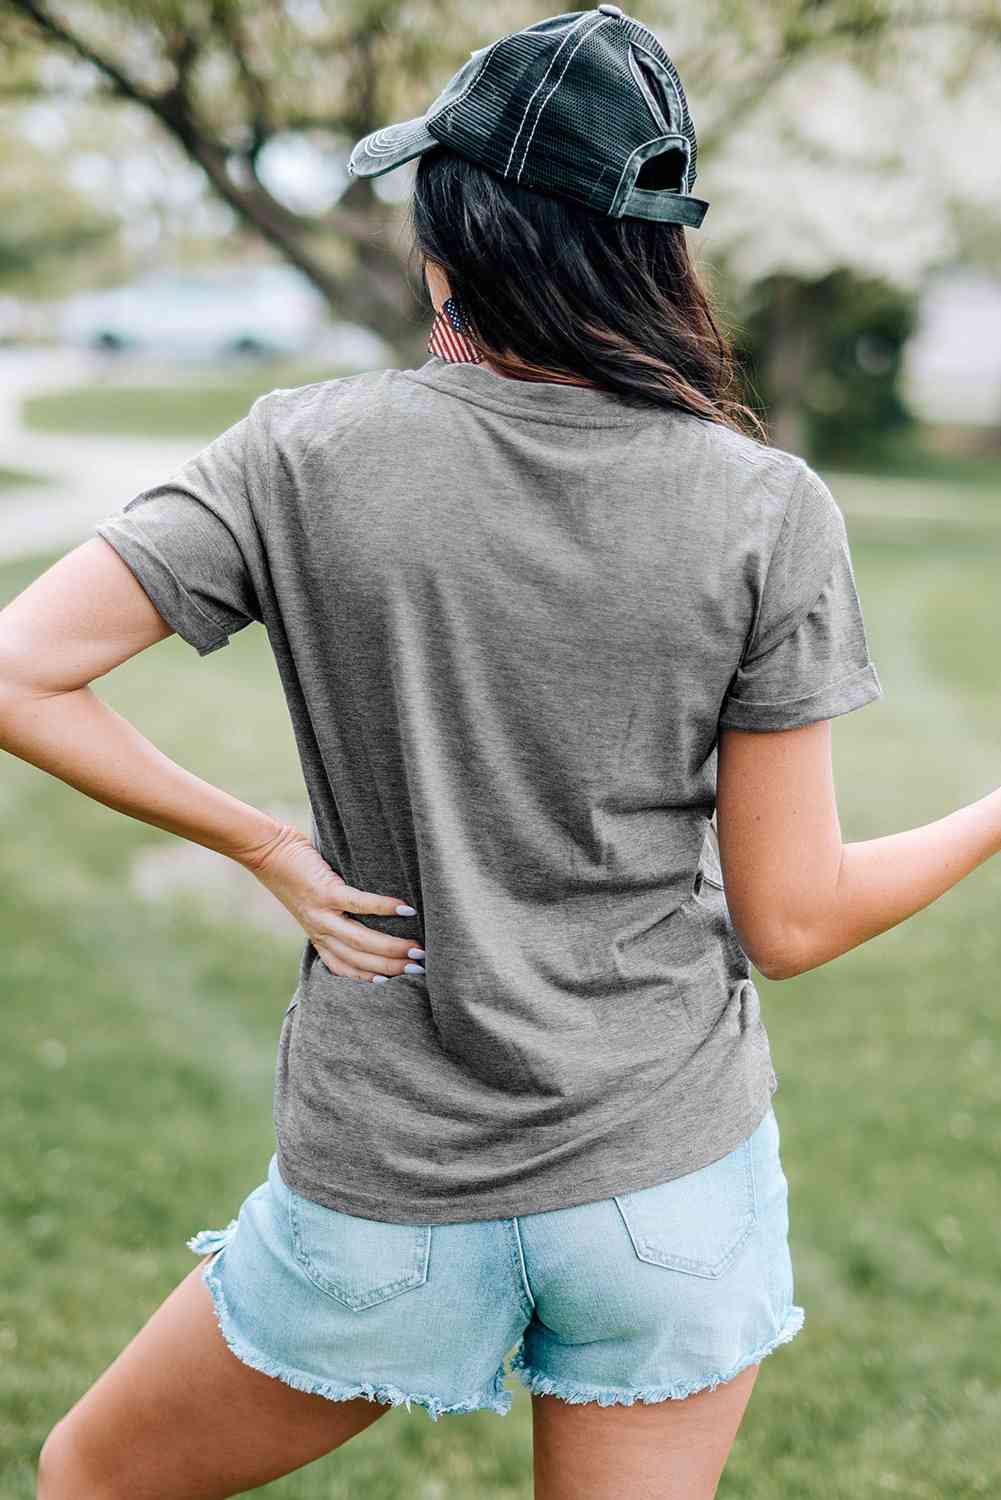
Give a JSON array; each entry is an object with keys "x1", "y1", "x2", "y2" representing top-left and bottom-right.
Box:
[{"x1": 94, "y1": 354, "x2": 883, "y2": 1225}]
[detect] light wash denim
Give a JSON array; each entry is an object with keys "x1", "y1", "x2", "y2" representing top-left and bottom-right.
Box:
[{"x1": 187, "y1": 1103, "x2": 804, "y2": 1421}]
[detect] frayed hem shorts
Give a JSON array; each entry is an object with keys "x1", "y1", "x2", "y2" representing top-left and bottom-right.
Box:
[{"x1": 187, "y1": 1104, "x2": 805, "y2": 1422}]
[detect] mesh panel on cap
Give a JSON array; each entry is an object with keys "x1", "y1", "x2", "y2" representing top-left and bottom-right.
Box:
[
  {"x1": 425, "y1": 10, "x2": 701, "y2": 215},
  {"x1": 510, "y1": 21, "x2": 678, "y2": 212},
  {"x1": 429, "y1": 31, "x2": 559, "y2": 179}
]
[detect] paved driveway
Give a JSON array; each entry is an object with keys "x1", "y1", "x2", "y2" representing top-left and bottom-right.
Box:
[{"x1": 0, "y1": 349, "x2": 204, "y2": 563}]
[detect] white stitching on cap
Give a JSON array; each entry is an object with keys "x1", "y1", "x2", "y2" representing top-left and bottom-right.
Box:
[
  {"x1": 504, "y1": 12, "x2": 596, "y2": 178},
  {"x1": 362, "y1": 123, "x2": 428, "y2": 158},
  {"x1": 516, "y1": 16, "x2": 609, "y2": 183}
]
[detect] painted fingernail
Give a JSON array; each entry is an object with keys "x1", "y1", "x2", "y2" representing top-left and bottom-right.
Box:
[
  {"x1": 404, "y1": 962, "x2": 425, "y2": 975},
  {"x1": 396, "y1": 904, "x2": 417, "y2": 916},
  {"x1": 372, "y1": 974, "x2": 390, "y2": 984},
  {"x1": 407, "y1": 947, "x2": 426, "y2": 960}
]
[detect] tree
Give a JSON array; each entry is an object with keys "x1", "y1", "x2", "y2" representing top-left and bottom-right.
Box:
[
  {"x1": 1, "y1": 0, "x2": 999, "y2": 372},
  {"x1": 734, "y1": 269, "x2": 918, "y2": 462},
  {"x1": 697, "y1": 9, "x2": 1001, "y2": 453},
  {"x1": 1, "y1": 0, "x2": 486, "y2": 359},
  {"x1": 0, "y1": 130, "x2": 118, "y2": 295}
]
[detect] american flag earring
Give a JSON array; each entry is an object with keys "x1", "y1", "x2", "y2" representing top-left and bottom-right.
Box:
[{"x1": 427, "y1": 294, "x2": 484, "y2": 364}]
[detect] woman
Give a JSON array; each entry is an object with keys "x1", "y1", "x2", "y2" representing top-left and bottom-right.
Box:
[{"x1": 5, "y1": 9, "x2": 998, "y2": 1499}]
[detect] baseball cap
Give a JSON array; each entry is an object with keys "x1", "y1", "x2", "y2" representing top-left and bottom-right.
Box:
[{"x1": 347, "y1": 7, "x2": 709, "y2": 227}]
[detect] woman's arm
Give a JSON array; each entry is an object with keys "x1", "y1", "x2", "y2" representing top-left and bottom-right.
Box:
[
  {"x1": 716, "y1": 719, "x2": 1001, "y2": 981},
  {"x1": 0, "y1": 538, "x2": 422, "y2": 982}
]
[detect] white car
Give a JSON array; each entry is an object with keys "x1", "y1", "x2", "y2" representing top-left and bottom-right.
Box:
[{"x1": 58, "y1": 264, "x2": 389, "y2": 365}]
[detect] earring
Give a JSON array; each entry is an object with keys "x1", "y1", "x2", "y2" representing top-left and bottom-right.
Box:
[{"x1": 427, "y1": 293, "x2": 484, "y2": 364}]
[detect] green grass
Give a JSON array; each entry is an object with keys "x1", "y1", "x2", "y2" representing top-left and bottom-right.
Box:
[
  {"x1": 829, "y1": 427, "x2": 1001, "y2": 494},
  {"x1": 2, "y1": 467, "x2": 1001, "y2": 1496},
  {"x1": 21, "y1": 364, "x2": 1001, "y2": 509},
  {"x1": 19, "y1": 362, "x2": 364, "y2": 440}
]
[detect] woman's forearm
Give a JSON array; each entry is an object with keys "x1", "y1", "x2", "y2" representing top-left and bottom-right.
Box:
[
  {"x1": 793, "y1": 785, "x2": 1001, "y2": 976},
  {"x1": 0, "y1": 682, "x2": 285, "y2": 867}
]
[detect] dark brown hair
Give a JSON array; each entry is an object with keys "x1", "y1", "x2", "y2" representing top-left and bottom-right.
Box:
[{"x1": 408, "y1": 145, "x2": 766, "y2": 440}]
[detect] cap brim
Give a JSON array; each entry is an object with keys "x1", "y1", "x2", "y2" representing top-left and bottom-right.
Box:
[{"x1": 347, "y1": 116, "x2": 439, "y2": 178}]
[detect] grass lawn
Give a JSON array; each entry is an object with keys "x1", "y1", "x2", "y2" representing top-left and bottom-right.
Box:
[
  {"x1": 19, "y1": 362, "x2": 364, "y2": 441},
  {"x1": 834, "y1": 428, "x2": 1001, "y2": 494},
  {"x1": 2, "y1": 471, "x2": 1000, "y2": 1497}
]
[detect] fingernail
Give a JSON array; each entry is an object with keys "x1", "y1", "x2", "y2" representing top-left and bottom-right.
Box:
[
  {"x1": 407, "y1": 947, "x2": 426, "y2": 960},
  {"x1": 396, "y1": 904, "x2": 417, "y2": 916},
  {"x1": 404, "y1": 962, "x2": 425, "y2": 975},
  {"x1": 372, "y1": 975, "x2": 389, "y2": 984}
]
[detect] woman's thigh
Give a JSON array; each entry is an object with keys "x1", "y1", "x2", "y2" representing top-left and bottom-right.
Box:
[
  {"x1": 531, "y1": 1363, "x2": 760, "y2": 1500},
  {"x1": 37, "y1": 1253, "x2": 391, "y2": 1500},
  {"x1": 514, "y1": 1104, "x2": 805, "y2": 1499}
]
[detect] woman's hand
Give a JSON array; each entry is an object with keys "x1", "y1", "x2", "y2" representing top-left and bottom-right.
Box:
[{"x1": 242, "y1": 823, "x2": 424, "y2": 983}]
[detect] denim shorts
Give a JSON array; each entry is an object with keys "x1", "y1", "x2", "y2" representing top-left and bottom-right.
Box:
[{"x1": 187, "y1": 1103, "x2": 804, "y2": 1422}]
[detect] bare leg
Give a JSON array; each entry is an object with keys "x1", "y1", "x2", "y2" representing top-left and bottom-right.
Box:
[
  {"x1": 531, "y1": 1362, "x2": 759, "y2": 1500},
  {"x1": 36, "y1": 1254, "x2": 393, "y2": 1500}
]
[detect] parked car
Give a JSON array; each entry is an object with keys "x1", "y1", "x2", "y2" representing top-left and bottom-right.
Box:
[{"x1": 57, "y1": 264, "x2": 387, "y2": 364}]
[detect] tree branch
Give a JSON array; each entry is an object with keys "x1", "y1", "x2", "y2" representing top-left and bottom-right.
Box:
[
  {"x1": 697, "y1": 2, "x2": 1001, "y2": 161},
  {"x1": 3, "y1": 0, "x2": 160, "y2": 112},
  {"x1": 208, "y1": 0, "x2": 275, "y2": 164}
]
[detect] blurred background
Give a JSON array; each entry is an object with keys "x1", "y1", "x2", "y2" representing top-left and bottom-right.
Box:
[{"x1": 1, "y1": 2, "x2": 1001, "y2": 1497}]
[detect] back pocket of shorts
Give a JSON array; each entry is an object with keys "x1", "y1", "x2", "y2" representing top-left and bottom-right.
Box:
[
  {"x1": 613, "y1": 1132, "x2": 757, "y2": 1279},
  {"x1": 287, "y1": 1189, "x2": 431, "y2": 1311}
]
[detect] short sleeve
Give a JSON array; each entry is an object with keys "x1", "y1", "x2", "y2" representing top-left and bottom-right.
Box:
[
  {"x1": 718, "y1": 461, "x2": 883, "y2": 732},
  {"x1": 93, "y1": 393, "x2": 273, "y2": 656}
]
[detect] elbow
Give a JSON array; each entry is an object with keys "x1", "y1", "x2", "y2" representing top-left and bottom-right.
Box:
[
  {"x1": 0, "y1": 673, "x2": 41, "y2": 743},
  {"x1": 745, "y1": 926, "x2": 813, "y2": 982},
  {"x1": 0, "y1": 640, "x2": 50, "y2": 735},
  {"x1": 0, "y1": 644, "x2": 24, "y2": 725},
  {"x1": 0, "y1": 678, "x2": 20, "y2": 739},
  {"x1": 754, "y1": 952, "x2": 804, "y2": 982}
]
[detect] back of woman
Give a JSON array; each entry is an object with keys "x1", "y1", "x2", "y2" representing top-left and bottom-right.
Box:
[
  {"x1": 7, "y1": 10, "x2": 992, "y2": 1500},
  {"x1": 104, "y1": 337, "x2": 874, "y2": 1221}
]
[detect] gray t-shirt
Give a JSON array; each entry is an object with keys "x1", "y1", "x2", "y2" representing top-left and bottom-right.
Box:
[{"x1": 94, "y1": 354, "x2": 883, "y2": 1225}]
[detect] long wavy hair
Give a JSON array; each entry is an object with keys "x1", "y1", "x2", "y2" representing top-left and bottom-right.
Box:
[{"x1": 408, "y1": 144, "x2": 766, "y2": 441}]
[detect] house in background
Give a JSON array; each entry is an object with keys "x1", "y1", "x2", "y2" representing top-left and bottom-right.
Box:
[{"x1": 902, "y1": 266, "x2": 1001, "y2": 441}]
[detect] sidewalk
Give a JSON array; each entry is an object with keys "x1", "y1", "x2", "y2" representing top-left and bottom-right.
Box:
[{"x1": 0, "y1": 348, "x2": 203, "y2": 563}]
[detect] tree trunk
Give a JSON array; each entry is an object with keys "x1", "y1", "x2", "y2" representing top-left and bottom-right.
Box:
[{"x1": 761, "y1": 276, "x2": 814, "y2": 457}]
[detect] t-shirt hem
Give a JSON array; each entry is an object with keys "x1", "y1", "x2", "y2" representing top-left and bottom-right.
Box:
[
  {"x1": 718, "y1": 660, "x2": 882, "y2": 732},
  {"x1": 273, "y1": 1078, "x2": 779, "y2": 1227},
  {"x1": 95, "y1": 516, "x2": 230, "y2": 656}
]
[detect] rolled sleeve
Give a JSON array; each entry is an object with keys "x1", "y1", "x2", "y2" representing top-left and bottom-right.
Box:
[
  {"x1": 94, "y1": 393, "x2": 274, "y2": 656},
  {"x1": 718, "y1": 462, "x2": 883, "y2": 732}
]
